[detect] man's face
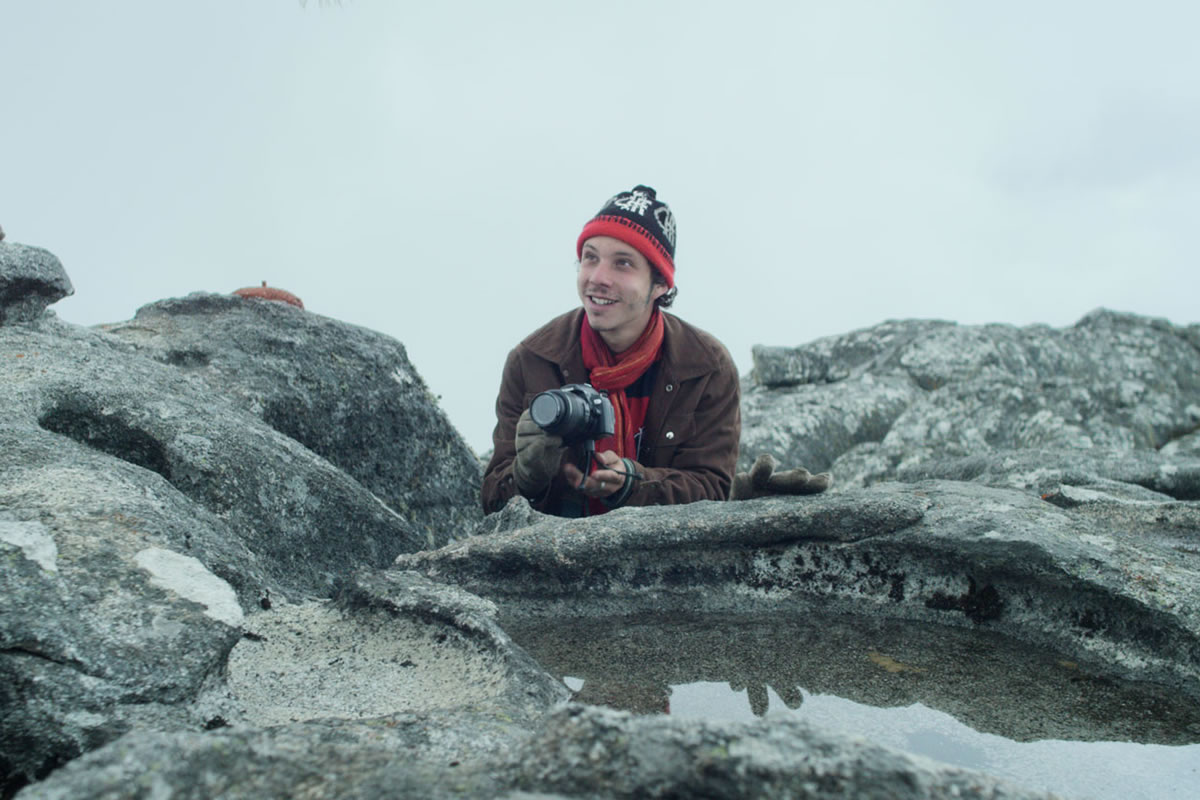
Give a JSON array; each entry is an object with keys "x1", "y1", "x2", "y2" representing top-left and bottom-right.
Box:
[{"x1": 577, "y1": 236, "x2": 668, "y2": 352}]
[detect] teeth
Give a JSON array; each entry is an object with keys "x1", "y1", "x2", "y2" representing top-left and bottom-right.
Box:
[{"x1": 591, "y1": 297, "x2": 616, "y2": 305}]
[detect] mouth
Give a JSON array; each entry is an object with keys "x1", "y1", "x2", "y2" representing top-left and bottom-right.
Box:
[{"x1": 588, "y1": 295, "x2": 618, "y2": 307}]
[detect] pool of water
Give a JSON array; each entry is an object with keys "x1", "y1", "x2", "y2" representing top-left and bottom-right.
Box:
[{"x1": 505, "y1": 611, "x2": 1200, "y2": 800}]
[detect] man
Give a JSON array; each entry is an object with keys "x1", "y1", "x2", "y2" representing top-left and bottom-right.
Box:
[{"x1": 481, "y1": 185, "x2": 741, "y2": 517}]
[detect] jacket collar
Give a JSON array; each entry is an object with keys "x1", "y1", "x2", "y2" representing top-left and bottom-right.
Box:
[{"x1": 524, "y1": 308, "x2": 720, "y2": 382}]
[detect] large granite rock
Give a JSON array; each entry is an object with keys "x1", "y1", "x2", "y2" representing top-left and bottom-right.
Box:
[
  {"x1": 1, "y1": 531, "x2": 566, "y2": 794},
  {"x1": 100, "y1": 293, "x2": 482, "y2": 540},
  {"x1": 743, "y1": 311, "x2": 1200, "y2": 489},
  {"x1": 2, "y1": 315, "x2": 426, "y2": 603},
  {"x1": 1, "y1": 499, "x2": 244, "y2": 795},
  {"x1": 402, "y1": 482, "x2": 1200, "y2": 699},
  {"x1": 0, "y1": 241, "x2": 73, "y2": 325},
  {"x1": 0, "y1": 252, "x2": 501, "y2": 793},
  {"x1": 225, "y1": 569, "x2": 568, "y2": 729},
  {"x1": 17, "y1": 704, "x2": 1057, "y2": 800}
]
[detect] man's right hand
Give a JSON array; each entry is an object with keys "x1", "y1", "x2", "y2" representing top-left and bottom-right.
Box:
[{"x1": 513, "y1": 409, "x2": 566, "y2": 496}]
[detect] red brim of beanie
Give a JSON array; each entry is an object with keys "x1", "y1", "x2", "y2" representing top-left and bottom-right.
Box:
[{"x1": 576, "y1": 217, "x2": 675, "y2": 289}]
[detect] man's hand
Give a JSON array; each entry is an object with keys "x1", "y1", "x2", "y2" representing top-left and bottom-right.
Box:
[
  {"x1": 513, "y1": 410, "x2": 567, "y2": 496},
  {"x1": 730, "y1": 453, "x2": 832, "y2": 500},
  {"x1": 562, "y1": 449, "x2": 625, "y2": 499}
]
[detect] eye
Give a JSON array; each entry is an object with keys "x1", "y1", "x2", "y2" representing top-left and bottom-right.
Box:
[{"x1": 616, "y1": 258, "x2": 633, "y2": 269}]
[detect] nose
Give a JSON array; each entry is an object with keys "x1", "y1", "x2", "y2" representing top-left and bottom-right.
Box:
[{"x1": 588, "y1": 259, "x2": 615, "y2": 285}]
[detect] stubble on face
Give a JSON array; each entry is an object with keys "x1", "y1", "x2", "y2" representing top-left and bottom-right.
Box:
[{"x1": 577, "y1": 237, "x2": 666, "y2": 351}]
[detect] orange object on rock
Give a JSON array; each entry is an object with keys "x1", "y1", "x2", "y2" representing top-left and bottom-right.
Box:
[{"x1": 233, "y1": 281, "x2": 304, "y2": 309}]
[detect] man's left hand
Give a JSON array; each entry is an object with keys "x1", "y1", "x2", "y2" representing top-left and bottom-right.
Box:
[{"x1": 730, "y1": 453, "x2": 832, "y2": 500}]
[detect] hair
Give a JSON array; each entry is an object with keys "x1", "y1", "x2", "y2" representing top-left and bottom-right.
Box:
[{"x1": 651, "y1": 268, "x2": 678, "y2": 309}]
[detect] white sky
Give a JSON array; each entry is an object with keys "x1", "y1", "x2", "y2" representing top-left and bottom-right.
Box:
[{"x1": 5, "y1": 1, "x2": 1198, "y2": 454}]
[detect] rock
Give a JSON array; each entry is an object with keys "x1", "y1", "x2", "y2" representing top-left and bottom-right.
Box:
[
  {"x1": 471, "y1": 494, "x2": 551, "y2": 537},
  {"x1": 0, "y1": 420, "x2": 274, "y2": 602},
  {"x1": 10, "y1": 568, "x2": 570, "y2": 800},
  {"x1": 1, "y1": 269, "x2": 498, "y2": 791},
  {"x1": 401, "y1": 481, "x2": 1200, "y2": 699},
  {"x1": 101, "y1": 293, "x2": 483, "y2": 540},
  {"x1": 751, "y1": 319, "x2": 956, "y2": 388},
  {"x1": 0, "y1": 318, "x2": 421, "y2": 789},
  {"x1": 896, "y1": 447, "x2": 1200, "y2": 500},
  {"x1": 740, "y1": 373, "x2": 919, "y2": 476},
  {"x1": 0, "y1": 241, "x2": 73, "y2": 325},
  {"x1": 744, "y1": 310, "x2": 1200, "y2": 485},
  {"x1": 2, "y1": 316, "x2": 427, "y2": 602},
  {"x1": 224, "y1": 569, "x2": 568, "y2": 729},
  {"x1": 1162, "y1": 428, "x2": 1200, "y2": 458},
  {"x1": 500, "y1": 705, "x2": 1057, "y2": 800},
  {"x1": 16, "y1": 705, "x2": 1059, "y2": 800},
  {"x1": 12, "y1": 713, "x2": 525, "y2": 800},
  {"x1": 1, "y1": 492, "x2": 246, "y2": 789},
  {"x1": 0, "y1": 507, "x2": 565, "y2": 792}
]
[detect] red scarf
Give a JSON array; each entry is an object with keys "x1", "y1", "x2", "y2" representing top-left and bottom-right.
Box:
[{"x1": 580, "y1": 309, "x2": 664, "y2": 462}]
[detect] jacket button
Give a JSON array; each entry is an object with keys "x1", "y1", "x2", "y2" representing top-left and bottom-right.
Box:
[
  {"x1": 665, "y1": 431, "x2": 675, "y2": 440},
  {"x1": 665, "y1": 384, "x2": 674, "y2": 392}
]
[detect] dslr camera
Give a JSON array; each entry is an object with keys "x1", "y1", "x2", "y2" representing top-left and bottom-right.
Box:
[{"x1": 529, "y1": 383, "x2": 614, "y2": 446}]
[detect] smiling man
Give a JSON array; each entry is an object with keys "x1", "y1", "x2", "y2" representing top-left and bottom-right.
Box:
[{"x1": 481, "y1": 185, "x2": 741, "y2": 517}]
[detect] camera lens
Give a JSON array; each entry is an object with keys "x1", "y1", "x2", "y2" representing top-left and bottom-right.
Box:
[
  {"x1": 529, "y1": 384, "x2": 613, "y2": 444},
  {"x1": 530, "y1": 392, "x2": 568, "y2": 429}
]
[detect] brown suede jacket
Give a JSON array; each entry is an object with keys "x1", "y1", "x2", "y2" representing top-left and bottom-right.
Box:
[{"x1": 482, "y1": 308, "x2": 741, "y2": 516}]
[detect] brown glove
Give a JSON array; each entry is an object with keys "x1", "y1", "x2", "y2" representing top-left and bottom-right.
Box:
[
  {"x1": 512, "y1": 409, "x2": 566, "y2": 496},
  {"x1": 729, "y1": 453, "x2": 832, "y2": 500}
]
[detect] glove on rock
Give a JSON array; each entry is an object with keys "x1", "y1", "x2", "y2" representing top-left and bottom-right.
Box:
[
  {"x1": 729, "y1": 453, "x2": 832, "y2": 500},
  {"x1": 512, "y1": 409, "x2": 566, "y2": 496}
]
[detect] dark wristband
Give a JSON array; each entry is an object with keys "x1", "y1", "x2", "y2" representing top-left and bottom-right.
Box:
[{"x1": 602, "y1": 458, "x2": 638, "y2": 509}]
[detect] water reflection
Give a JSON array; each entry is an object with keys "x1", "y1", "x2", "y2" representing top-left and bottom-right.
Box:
[
  {"x1": 664, "y1": 683, "x2": 1200, "y2": 800},
  {"x1": 504, "y1": 610, "x2": 1200, "y2": 745},
  {"x1": 506, "y1": 610, "x2": 1200, "y2": 797}
]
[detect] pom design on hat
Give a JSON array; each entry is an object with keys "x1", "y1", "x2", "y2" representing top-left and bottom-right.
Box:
[{"x1": 577, "y1": 184, "x2": 677, "y2": 288}]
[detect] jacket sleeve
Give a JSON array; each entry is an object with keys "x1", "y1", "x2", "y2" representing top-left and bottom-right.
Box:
[
  {"x1": 481, "y1": 348, "x2": 527, "y2": 514},
  {"x1": 621, "y1": 347, "x2": 741, "y2": 506},
  {"x1": 481, "y1": 346, "x2": 570, "y2": 515}
]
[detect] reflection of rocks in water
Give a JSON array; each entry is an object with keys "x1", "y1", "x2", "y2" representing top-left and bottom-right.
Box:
[
  {"x1": 505, "y1": 610, "x2": 1200, "y2": 745},
  {"x1": 572, "y1": 677, "x2": 671, "y2": 715},
  {"x1": 730, "y1": 680, "x2": 769, "y2": 717},
  {"x1": 727, "y1": 679, "x2": 803, "y2": 716}
]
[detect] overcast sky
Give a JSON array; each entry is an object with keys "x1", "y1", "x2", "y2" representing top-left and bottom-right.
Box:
[{"x1": 5, "y1": 1, "x2": 1198, "y2": 454}]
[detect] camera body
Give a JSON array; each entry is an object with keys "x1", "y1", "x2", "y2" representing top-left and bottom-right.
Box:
[{"x1": 529, "y1": 383, "x2": 615, "y2": 446}]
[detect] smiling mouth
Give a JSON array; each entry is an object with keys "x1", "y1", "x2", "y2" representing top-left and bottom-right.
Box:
[{"x1": 589, "y1": 296, "x2": 617, "y2": 306}]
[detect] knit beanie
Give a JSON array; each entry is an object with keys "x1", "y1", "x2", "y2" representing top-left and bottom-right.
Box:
[{"x1": 576, "y1": 185, "x2": 676, "y2": 288}]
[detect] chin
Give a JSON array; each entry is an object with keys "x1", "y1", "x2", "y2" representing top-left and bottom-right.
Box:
[{"x1": 585, "y1": 315, "x2": 613, "y2": 332}]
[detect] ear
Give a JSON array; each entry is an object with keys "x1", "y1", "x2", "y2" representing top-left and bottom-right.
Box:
[{"x1": 649, "y1": 282, "x2": 669, "y2": 303}]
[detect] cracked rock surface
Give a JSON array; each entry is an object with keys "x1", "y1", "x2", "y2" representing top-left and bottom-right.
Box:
[
  {"x1": 101, "y1": 293, "x2": 482, "y2": 541},
  {"x1": 744, "y1": 310, "x2": 1200, "y2": 490},
  {"x1": 402, "y1": 482, "x2": 1200, "y2": 700}
]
